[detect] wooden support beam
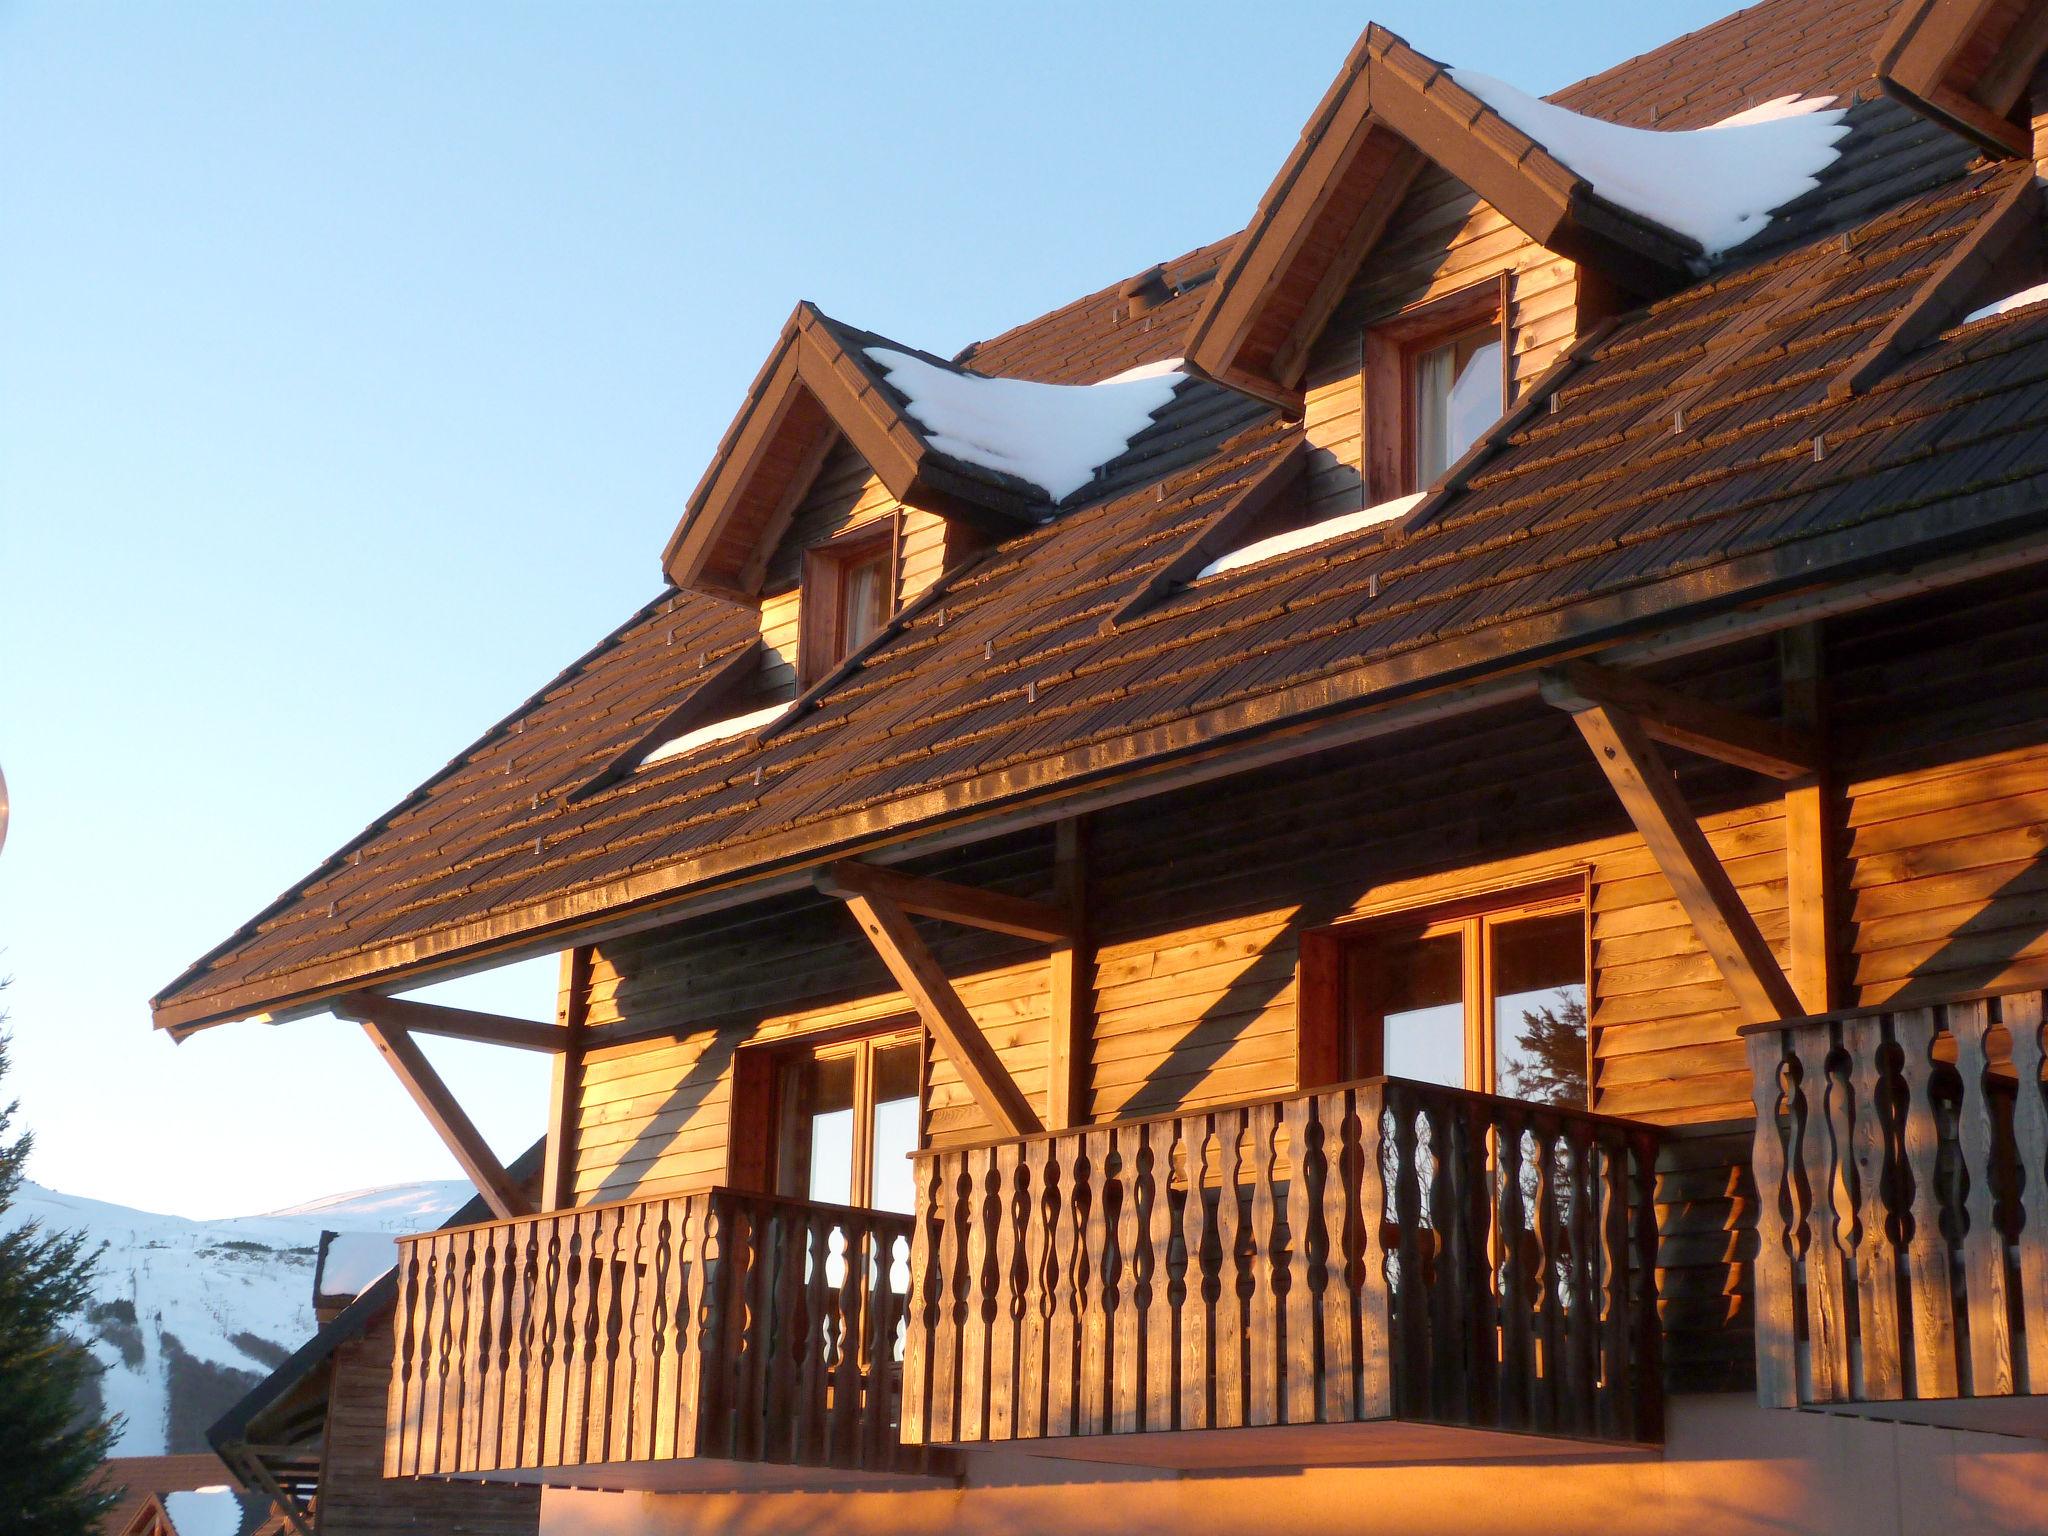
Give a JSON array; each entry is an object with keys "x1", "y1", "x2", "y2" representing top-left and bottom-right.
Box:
[
  {"x1": 1565, "y1": 703, "x2": 1802, "y2": 1025},
  {"x1": 542, "y1": 947, "x2": 591, "y2": 1211},
  {"x1": 1045, "y1": 819, "x2": 1090, "y2": 1130},
  {"x1": 1540, "y1": 661, "x2": 1820, "y2": 780},
  {"x1": 1780, "y1": 626, "x2": 1839, "y2": 1014},
  {"x1": 816, "y1": 859, "x2": 1076, "y2": 943},
  {"x1": 332, "y1": 991, "x2": 568, "y2": 1052},
  {"x1": 360, "y1": 1019, "x2": 531, "y2": 1220},
  {"x1": 835, "y1": 891, "x2": 1041, "y2": 1137}
]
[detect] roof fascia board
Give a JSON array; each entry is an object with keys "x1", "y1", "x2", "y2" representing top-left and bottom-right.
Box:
[{"x1": 155, "y1": 498, "x2": 2048, "y2": 1037}]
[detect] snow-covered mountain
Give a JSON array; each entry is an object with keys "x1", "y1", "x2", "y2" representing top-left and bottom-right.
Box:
[{"x1": 2, "y1": 1179, "x2": 470, "y2": 1456}]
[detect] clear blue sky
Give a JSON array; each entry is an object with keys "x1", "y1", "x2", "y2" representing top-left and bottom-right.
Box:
[{"x1": 0, "y1": 0, "x2": 1741, "y2": 1218}]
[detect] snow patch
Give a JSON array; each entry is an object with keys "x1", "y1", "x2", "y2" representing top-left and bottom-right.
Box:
[
  {"x1": 318, "y1": 1230, "x2": 400, "y2": 1299},
  {"x1": 1097, "y1": 355, "x2": 1187, "y2": 384},
  {"x1": 1451, "y1": 72, "x2": 1848, "y2": 256},
  {"x1": 865, "y1": 347, "x2": 1185, "y2": 502},
  {"x1": 266, "y1": 1180, "x2": 471, "y2": 1233},
  {"x1": 165, "y1": 1488, "x2": 244, "y2": 1536},
  {"x1": 1197, "y1": 493, "x2": 1426, "y2": 580},
  {"x1": 1962, "y1": 281, "x2": 2048, "y2": 327},
  {"x1": 641, "y1": 700, "x2": 791, "y2": 768}
]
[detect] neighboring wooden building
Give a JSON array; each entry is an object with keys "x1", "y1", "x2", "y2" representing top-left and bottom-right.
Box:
[{"x1": 160, "y1": 0, "x2": 2048, "y2": 1530}]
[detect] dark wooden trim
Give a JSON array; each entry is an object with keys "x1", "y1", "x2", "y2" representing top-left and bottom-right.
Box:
[
  {"x1": 1366, "y1": 281, "x2": 1507, "y2": 502},
  {"x1": 815, "y1": 859, "x2": 1074, "y2": 943},
  {"x1": 360, "y1": 1019, "x2": 531, "y2": 1220},
  {"x1": 1539, "y1": 660, "x2": 1821, "y2": 780},
  {"x1": 1874, "y1": 0, "x2": 2048, "y2": 157},
  {"x1": 1563, "y1": 702, "x2": 1801, "y2": 1025},
  {"x1": 832, "y1": 891, "x2": 1041, "y2": 1137},
  {"x1": 798, "y1": 525, "x2": 895, "y2": 687},
  {"x1": 332, "y1": 992, "x2": 568, "y2": 1052},
  {"x1": 541, "y1": 946, "x2": 590, "y2": 1210}
]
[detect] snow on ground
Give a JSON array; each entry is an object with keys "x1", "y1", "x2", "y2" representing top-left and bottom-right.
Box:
[
  {"x1": 2, "y1": 1178, "x2": 469, "y2": 1455},
  {"x1": 864, "y1": 346, "x2": 1185, "y2": 502},
  {"x1": 1963, "y1": 281, "x2": 2048, "y2": 327},
  {"x1": 1198, "y1": 493, "x2": 1426, "y2": 579},
  {"x1": 1451, "y1": 72, "x2": 1849, "y2": 256},
  {"x1": 164, "y1": 1487, "x2": 244, "y2": 1536}
]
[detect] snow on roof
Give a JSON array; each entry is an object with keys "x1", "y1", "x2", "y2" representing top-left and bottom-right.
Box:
[
  {"x1": 865, "y1": 347, "x2": 1185, "y2": 503},
  {"x1": 641, "y1": 700, "x2": 790, "y2": 768},
  {"x1": 1197, "y1": 492, "x2": 1426, "y2": 580},
  {"x1": 165, "y1": 1488, "x2": 245, "y2": 1536},
  {"x1": 1963, "y1": 281, "x2": 2048, "y2": 328},
  {"x1": 318, "y1": 1230, "x2": 398, "y2": 1298},
  {"x1": 1450, "y1": 73, "x2": 1849, "y2": 257}
]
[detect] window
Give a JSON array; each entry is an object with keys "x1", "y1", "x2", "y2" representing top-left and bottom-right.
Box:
[
  {"x1": 798, "y1": 528, "x2": 894, "y2": 684},
  {"x1": 1363, "y1": 284, "x2": 1507, "y2": 501},
  {"x1": 1301, "y1": 884, "x2": 1588, "y2": 1107},
  {"x1": 768, "y1": 1027, "x2": 922, "y2": 1213}
]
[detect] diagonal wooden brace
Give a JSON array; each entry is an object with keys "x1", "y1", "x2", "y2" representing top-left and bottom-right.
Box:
[
  {"x1": 360, "y1": 1018, "x2": 531, "y2": 1219},
  {"x1": 833, "y1": 890, "x2": 1042, "y2": 1137},
  {"x1": 334, "y1": 991, "x2": 568, "y2": 1052}
]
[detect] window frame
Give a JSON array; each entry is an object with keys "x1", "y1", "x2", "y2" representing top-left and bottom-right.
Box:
[
  {"x1": 1296, "y1": 875, "x2": 1591, "y2": 1102},
  {"x1": 1361, "y1": 281, "x2": 1509, "y2": 504},
  {"x1": 797, "y1": 524, "x2": 897, "y2": 686},
  {"x1": 731, "y1": 1017, "x2": 926, "y2": 1210}
]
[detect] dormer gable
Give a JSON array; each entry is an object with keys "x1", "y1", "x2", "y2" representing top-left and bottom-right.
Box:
[
  {"x1": 1186, "y1": 22, "x2": 1850, "y2": 412},
  {"x1": 1875, "y1": 0, "x2": 2048, "y2": 156},
  {"x1": 662, "y1": 304, "x2": 1049, "y2": 603}
]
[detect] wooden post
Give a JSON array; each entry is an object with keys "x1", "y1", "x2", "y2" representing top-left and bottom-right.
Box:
[
  {"x1": 1779, "y1": 626, "x2": 1838, "y2": 1015},
  {"x1": 1566, "y1": 702, "x2": 1801, "y2": 1024},
  {"x1": 543, "y1": 946, "x2": 592, "y2": 1211},
  {"x1": 837, "y1": 892, "x2": 1041, "y2": 1137},
  {"x1": 1046, "y1": 818, "x2": 1090, "y2": 1131},
  {"x1": 361, "y1": 1019, "x2": 530, "y2": 1220}
]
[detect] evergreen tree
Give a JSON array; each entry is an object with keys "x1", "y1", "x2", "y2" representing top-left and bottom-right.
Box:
[
  {"x1": 1502, "y1": 994, "x2": 1590, "y2": 1108},
  {"x1": 0, "y1": 994, "x2": 121, "y2": 1534}
]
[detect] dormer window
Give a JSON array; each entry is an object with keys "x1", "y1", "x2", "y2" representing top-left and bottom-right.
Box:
[
  {"x1": 1364, "y1": 284, "x2": 1506, "y2": 500},
  {"x1": 799, "y1": 527, "x2": 894, "y2": 683},
  {"x1": 1412, "y1": 323, "x2": 1503, "y2": 485}
]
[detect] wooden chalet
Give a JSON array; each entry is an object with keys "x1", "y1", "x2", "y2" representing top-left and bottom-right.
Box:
[{"x1": 166, "y1": 1, "x2": 2048, "y2": 1529}]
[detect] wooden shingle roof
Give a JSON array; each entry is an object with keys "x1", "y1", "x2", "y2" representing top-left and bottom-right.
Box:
[{"x1": 152, "y1": 0, "x2": 2048, "y2": 1034}]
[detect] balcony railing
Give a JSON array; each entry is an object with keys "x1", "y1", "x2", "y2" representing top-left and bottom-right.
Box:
[
  {"x1": 901, "y1": 1077, "x2": 1663, "y2": 1463},
  {"x1": 1747, "y1": 988, "x2": 2048, "y2": 1432},
  {"x1": 384, "y1": 1188, "x2": 953, "y2": 1490}
]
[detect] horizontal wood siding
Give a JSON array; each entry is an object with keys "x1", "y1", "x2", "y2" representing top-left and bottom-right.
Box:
[{"x1": 1300, "y1": 169, "x2": 1582, "y2": 522}]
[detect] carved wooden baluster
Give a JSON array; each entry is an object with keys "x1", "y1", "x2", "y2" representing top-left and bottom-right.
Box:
[
  {"x1": 1247, "y1": 1100, "x2": 1282, "y2": 1426},
  {"x1": 1046, "y1": 1140, "x2": 1079, "y2": 1439},
  {"x1": 1017, "y1": 1138, "x2": 1050, "y2": 1440},
  {"x1": 930, "y1": 1154, "x2": 969, "y2": 1445},
  {"x1": 1390, "y1": 1083, "x2": 1427, "y2": 1420},
  {"x1": 1598, "y1": 1131, "x2": 1632, "y2": 1440},
  {"x1": 900, "y1": 1154, "x2": 939, "y2": 1444},
  {"x1": 412, "y1": 1235, "x2": 448, "y2": 1472},
  {"x1": 677, "y1": 1195, "x2": 714, "y2": 1460},
  {"x1": 790, "y1": 1208, "x2": 827, "y2": 1464},
  {"x1": 393, "y1": 1238, "x2": 427, "y2": 1475},
  {"x1": 629, "y1": 1200, "x2": 663, "y2": 1463},
  {"x1": 1845, "y1": 1014, "x2": 1903, "y2": 1401},
  {"x1": 529, "y1": 1215, "x2": 565, "y2": 1468},
  {"x1": 1282, "y1": 1096, "x2": 1319, "y2": 1425},
  {"x1": 1112, "y1": 1126, "x2": 1144, "y2": 1434},
  {"x1": 1353, "y1": 1085, "x2": 1391, "y2": 1420},
  {"x1": 736, "y1": 1200, "x2": 776, "y2": 1462},
  {"x1": 1895, "y1": 1006, "x2": 1960, "y2": 1398},
  {"x1": 957, "y1": 1147, "x2": 993, "y2": 1444},
  {"x1": 1563, "y1": 1120, "x2": 1597, "y2": 1437},
  {"x1": 647, "y1": 1200, "x2": 682, "y2": 1462},
  {"x1": 1143, "y1": 1119, "x2": 1178, "y2": 1433},
  {"x1": 2006, "y1": 992, "x2": 2048, "y2": 1395},
  {"x1": 1178, "y1": 1118, "x2": 1213, "y2": 1432},
  {"x1": 590, "y1": 1206, "x2": 627, "y2": 1465},
  {"x1": 831, "y1": 1213, "x2": 866, "y2": 1468},
  {"x1": 1794, "y1": 1025, "x2": 1853, "y2": 1403},
  {"x1": 1528, "y1": 1117, "x2": 1564, "y2": 1434},
  {"x1": 1745, "y1": 1029, "x2": 1800, "y2": 1408},
  {"x1": 1424, "y1": 1093, "x2": 1464, "y2": 1423},
  {"x1": 987, "y1": 1143, "x2": 1022, "y2": 1442},
  {"x1": 1496, "y1": 1104, "x2": 1532, "y2": 1431},
  {"x1": 1079, "y1": 1128, "x2": 1114, "y2": 1437},
  {"x1": 1952, "y1": 999, "x2": 2016, "y2": 1397},
  {"x1": 1212, "y1": 1107, "x2": 1247, "y2": 1429},
  {"x1": 1629, "y1": 1130, "x2": 1663, "y2": 1445},
  {"x1": 865, "y1": 1222, "x2": 905, "y2": 1472}
]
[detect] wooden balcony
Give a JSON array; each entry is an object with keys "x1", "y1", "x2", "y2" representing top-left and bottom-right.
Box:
[
  {"x1": 384, "y1": 1189, "x2": 955, "y2": 1491},
  {"x1": 1747, "y1": 988, "x2": 2048, "y2": 1434},
  {"x1": 900, "y1": 1077, "x2": 1664, "y2": 1467}
]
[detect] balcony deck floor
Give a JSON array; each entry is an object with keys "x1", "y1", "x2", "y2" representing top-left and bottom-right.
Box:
[{"x1": 936, "y1": 1419, "x2": 1661, "y2": 1471}]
